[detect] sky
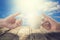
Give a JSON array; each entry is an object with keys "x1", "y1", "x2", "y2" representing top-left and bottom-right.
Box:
[
  {"x1": 0, "y1": 0, "x2": 60, "y2": 26},
  {"x1": 0, "y1": 0, "x2": 16, "y2": 18}
]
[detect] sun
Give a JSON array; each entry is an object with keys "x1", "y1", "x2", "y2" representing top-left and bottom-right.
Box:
[{"x1": 13, "y1": 0, "x2": 58, "y2": 27}]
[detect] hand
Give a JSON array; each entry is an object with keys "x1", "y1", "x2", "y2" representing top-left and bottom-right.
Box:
[
  {"x1": 41, "y1": 14, "x2": 58, "y2": 32},
  {"x1": 3, "y1": 13, "x2": 21, "y2": 29}
]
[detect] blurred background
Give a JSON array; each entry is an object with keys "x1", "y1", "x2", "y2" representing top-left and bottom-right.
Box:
[{"x1": 0, "y1": 0, "x2": 60, "y2": 27}]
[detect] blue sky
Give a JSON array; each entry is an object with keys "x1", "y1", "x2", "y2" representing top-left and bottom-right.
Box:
[
  {"x1": 47, "y1": 0, "x2": 60, "y2": 22},
  {"x1": 0, "y1": 0, "x2": 60, "y2": 23},
  {"x1": 0, "y1": 0, "x2": 15, "y2": 18}
]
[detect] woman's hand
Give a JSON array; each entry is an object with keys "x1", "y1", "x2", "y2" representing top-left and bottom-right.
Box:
[
  {"x1": 41, "y1": 14, "x2": 58, "y2": 32},
  {"x1": 0, "y1": 13, "x2": 21, "y2": 29}
]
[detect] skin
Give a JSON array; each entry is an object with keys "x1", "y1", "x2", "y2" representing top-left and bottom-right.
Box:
[
  {"x1": 41, "y1": 14, "x2": 60, "y2": 32},
  {"x1": 0, "y1": 13, "x2": 21, "y2": 29},
  {"x1": 0, "y1": 13, "x2": 60, "y2": 32}
]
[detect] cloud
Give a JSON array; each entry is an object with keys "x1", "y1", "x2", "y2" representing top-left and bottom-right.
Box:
[
  {"x1": 41, "y1": 1, "x2": 60, "y2": 11},
  {"x1": 13, "y1": 0, "x2": 60, "y2": 27},
  {"x1": 41, "y1": 1, "x2": 60, "y2": 15},
  {"x1": 14, "y1": 0, "x2": 60, "y2": 13}
]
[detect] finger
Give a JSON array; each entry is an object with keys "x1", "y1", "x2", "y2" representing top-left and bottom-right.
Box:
[
  {"x1": 42, "y1": 13, "x2": 50, "y2": 20},
  {"x1": 15, "y1": 19, "x2": 22, "y2": 26},
  {"x1": 6, "y1": 13, "x2": 20, "y2": 19},
  {"x1": 42, "y1": 13, "x2": 57, "y2": 24},
  {"x1": 9, "y1": 13, "x2": 20, "y2": 18},
  {"x1": 8, "y1": 20, "x2": 22, "y2": 29},
  {"x1": 42, "y1": 21, "x2": 51, "y2": 30}
]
